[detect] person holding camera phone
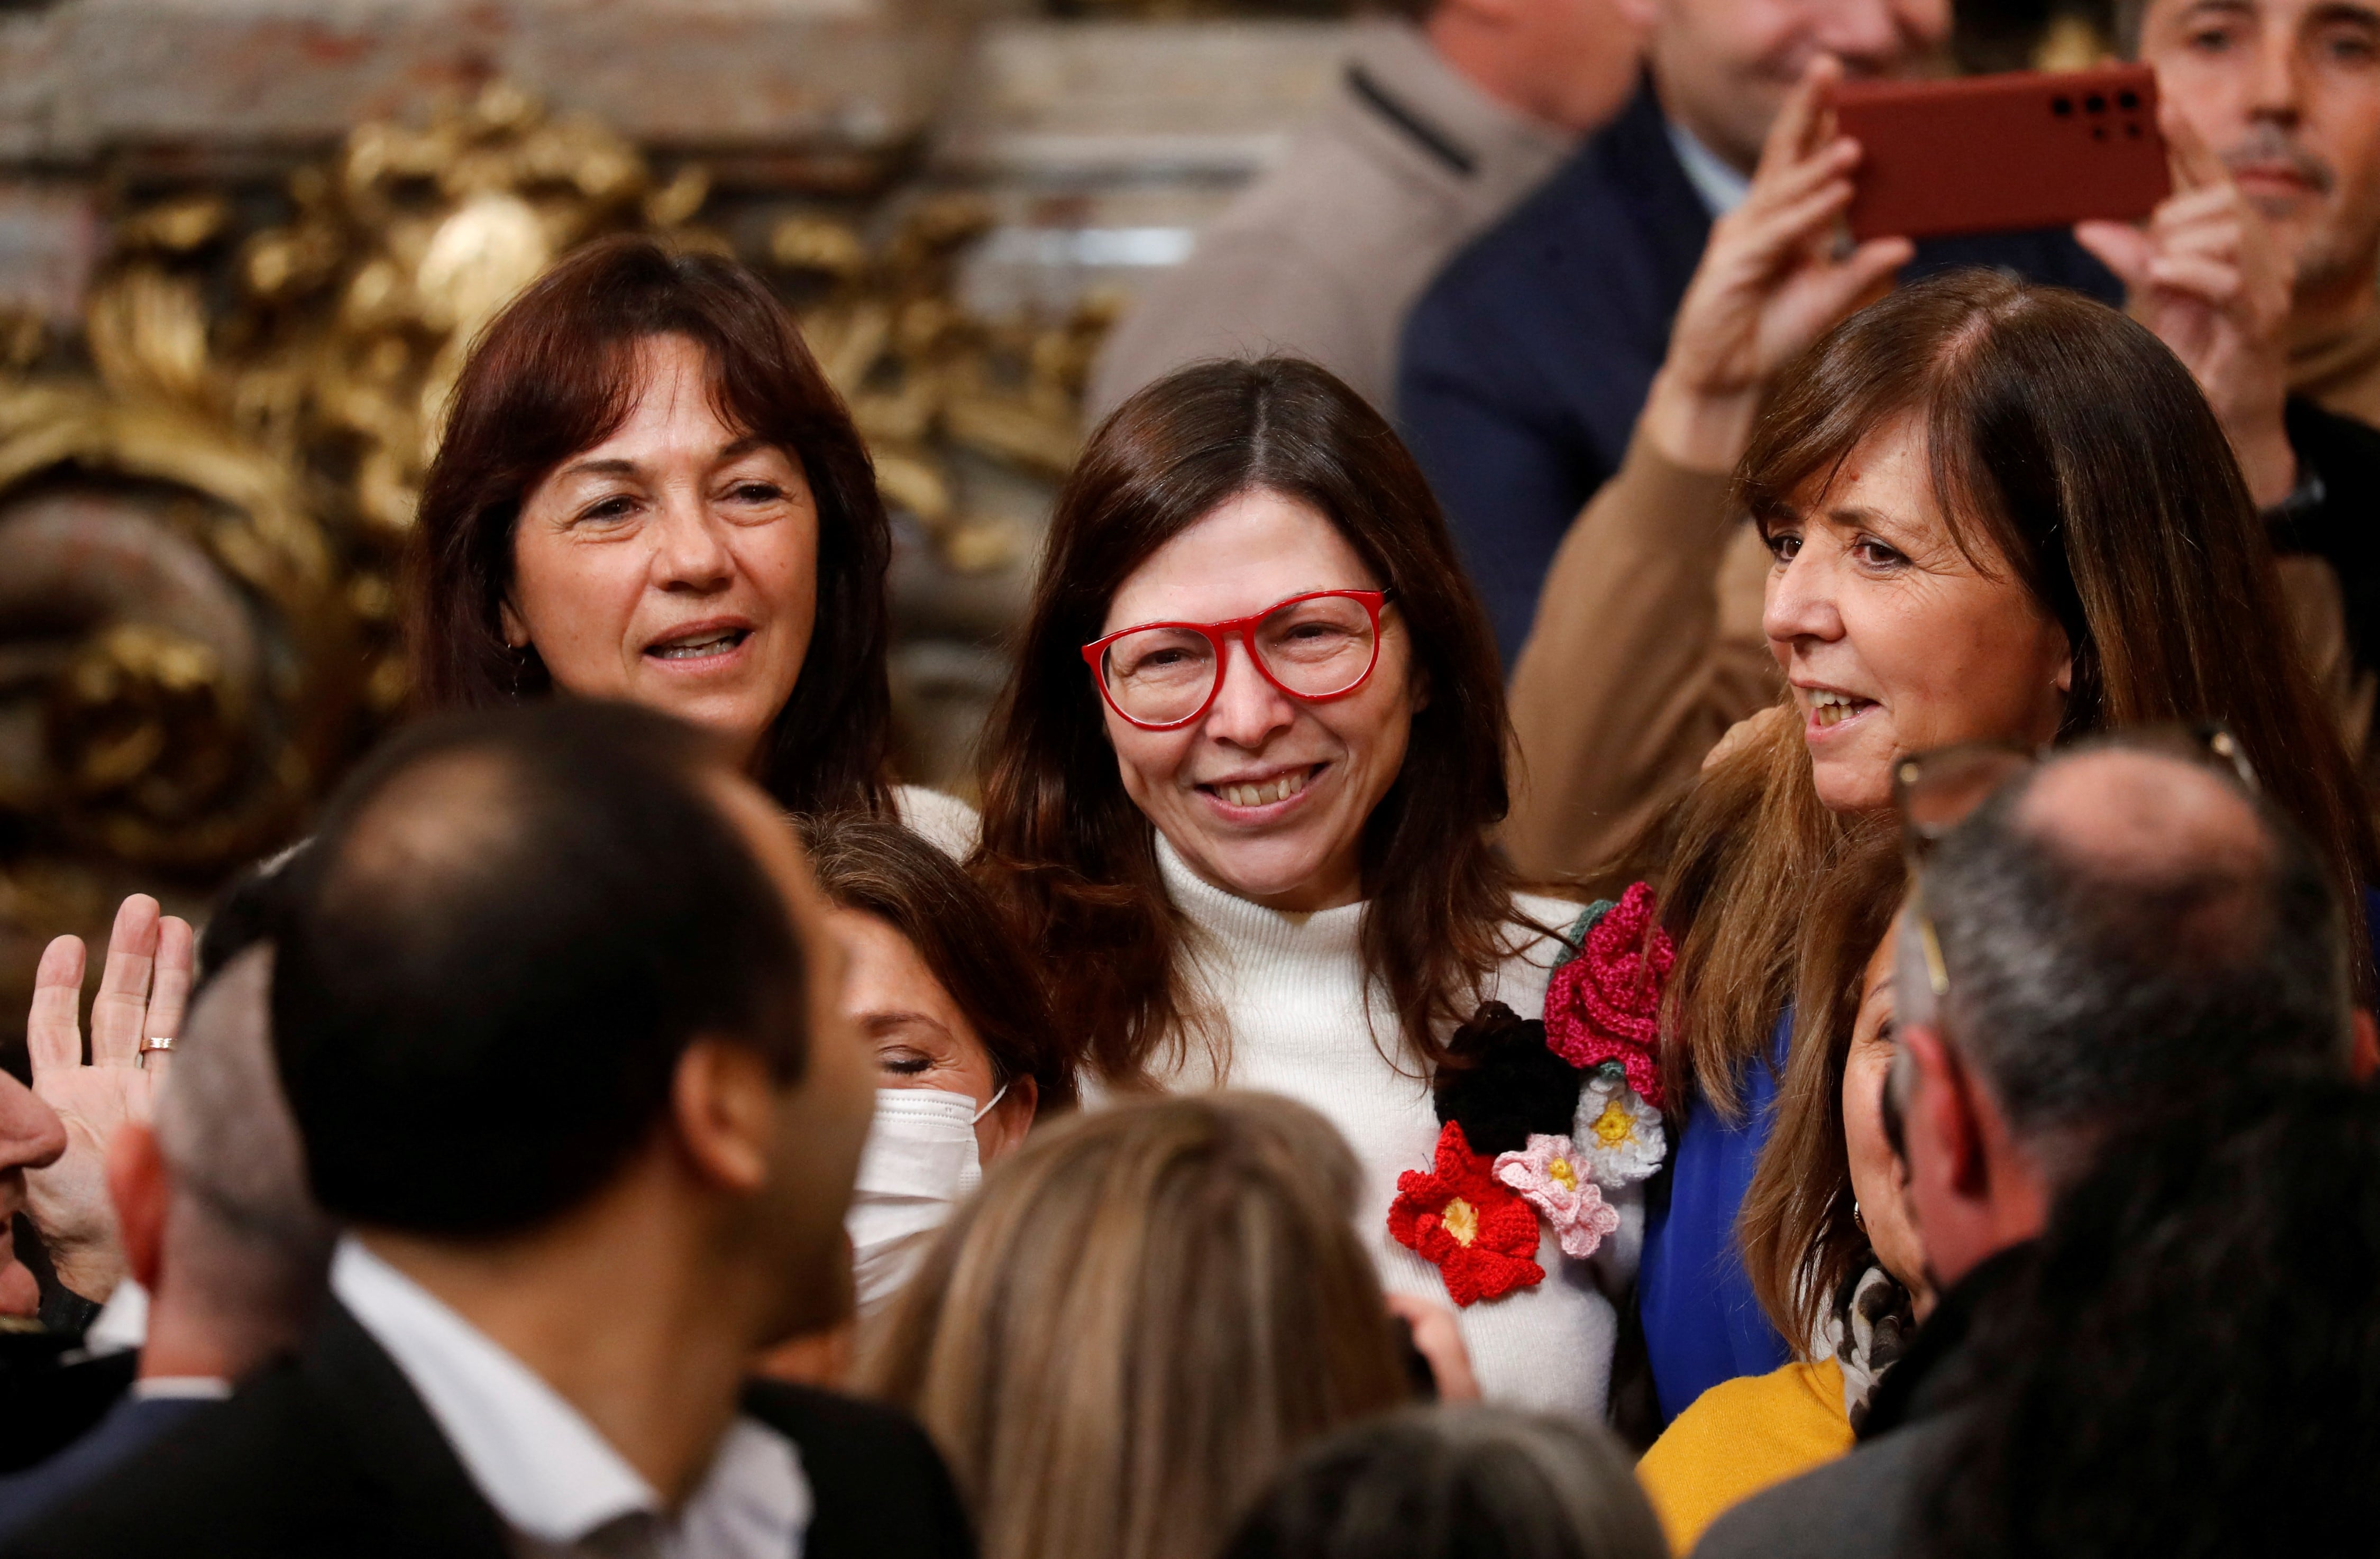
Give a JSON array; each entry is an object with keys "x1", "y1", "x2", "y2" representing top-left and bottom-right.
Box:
[{"x1": 2116, "y1": 0, "x2": 2380, "y2": 797}]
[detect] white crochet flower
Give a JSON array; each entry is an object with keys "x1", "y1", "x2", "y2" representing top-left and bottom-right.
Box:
[{"x1": 1572, "y1": 1070, "x2": 1665, "y2": 1187}]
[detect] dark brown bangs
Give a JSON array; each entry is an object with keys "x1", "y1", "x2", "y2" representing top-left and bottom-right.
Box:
[
  {"x1": 1737, "y1": 289, "x2": 2037, "y2": 593},
  {"x1": 976, "y1": 357, "x2": 1528, "y2": 1086}
]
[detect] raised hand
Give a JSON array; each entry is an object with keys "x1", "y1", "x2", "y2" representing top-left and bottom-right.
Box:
[
  {"x1": 2076, "y1": 108, "x2": 2297, "y2": 507},
  {"x1": 1641, "y1": 56, "x2": 1917, "y2": 474},
  {"x1": 22, "y1": 894, "x2": 193, "y2": 1302}
]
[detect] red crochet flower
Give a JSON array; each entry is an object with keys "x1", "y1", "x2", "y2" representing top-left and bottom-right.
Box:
[
  {"x1": 1543, "y1": 881, "x2": 1675, "y2": 1109},
  {"x1": 1388, "y1": 1122, "x2": 1545, "y2": 1307}
]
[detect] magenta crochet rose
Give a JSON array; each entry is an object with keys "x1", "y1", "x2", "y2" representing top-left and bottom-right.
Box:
[{"x1": 1542, "y1": 881, "x2": 1674, "y2": 1108}]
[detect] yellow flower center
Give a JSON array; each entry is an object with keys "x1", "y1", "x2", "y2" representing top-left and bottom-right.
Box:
[
  {"x1": 1549, "y1": 1157, "x2": 1578, "y2": 1191},
  {"x1": 1442, "y1": 1197, "x2": 1478, "y2": 1246},
  {"x1": 1592, "y1": 1101, "x2": 1635, "y2": 1147}
]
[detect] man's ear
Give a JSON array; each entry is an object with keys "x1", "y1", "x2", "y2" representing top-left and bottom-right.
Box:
[
  {"x1": 1903, "y1": 1023, "x2": 1987, "y2": 1199},
  {"x1": 105, "y1": 1122, "x2": 170, "y2": 1292},
  {"x1": 671, "y1": 1040, "x2": 778, "y2": 1195}
]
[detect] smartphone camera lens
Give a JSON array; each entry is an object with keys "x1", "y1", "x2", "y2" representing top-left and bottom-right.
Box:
[
  {"x1": 2053, "y1": 95, "x2": 2073, "y2": 115},
  {"x1": 2085, "y1": 93, "x2": 2108, "y2": 113},
  {"x1": 2118, "y1": 89, "x2": 2141, "y2": 109}
]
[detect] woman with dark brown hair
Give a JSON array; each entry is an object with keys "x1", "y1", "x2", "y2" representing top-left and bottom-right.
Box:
[
  {"x1": 976, "y1": 356, "x2": 1648, "y2": 1418},
  {"x1": 800, "y1": 813, "x2": 1072, "y2": 1312},
  {"x1": 405, "y1": 234, "x2": 971, "y2": 846},
  {"x1": 1629, "y1": 267, "x2": 2380, "y2": 1426}
]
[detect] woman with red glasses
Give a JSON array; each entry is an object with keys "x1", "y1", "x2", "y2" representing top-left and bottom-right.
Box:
[{"x1": 976, "y1": 357, "x2": 1642, "y2": 1422}]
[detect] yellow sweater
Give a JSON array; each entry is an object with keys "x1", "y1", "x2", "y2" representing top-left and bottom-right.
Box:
[{"x1": 1635, "y1": 1358, "x2": 1855, "y2": 1555}]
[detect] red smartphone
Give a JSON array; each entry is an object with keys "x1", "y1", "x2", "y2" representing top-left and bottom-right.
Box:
[{"x1": 1834, "y1": 65, "x2": 2171, "y2": 242}]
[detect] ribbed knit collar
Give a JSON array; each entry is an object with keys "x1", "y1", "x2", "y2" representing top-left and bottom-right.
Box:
[{"x1": 1155, "y1": 829, "x2": 1366, "y2": 965}]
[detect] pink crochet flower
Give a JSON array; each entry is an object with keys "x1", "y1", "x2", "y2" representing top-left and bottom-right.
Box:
[
  {"x1": 1494, "y1": 1134, "x2": 1622, "y2": 1259},
  {"x1": 1543, "y1": 882, "x2": 1674, "y2": 1108}
]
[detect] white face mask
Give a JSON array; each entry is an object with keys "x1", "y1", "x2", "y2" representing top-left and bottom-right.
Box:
[{"x1": 845, "y1": 1085, "x2": 1006, "y2": 1313}]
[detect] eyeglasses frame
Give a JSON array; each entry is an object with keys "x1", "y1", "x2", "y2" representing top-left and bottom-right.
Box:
[{"x1": 1079, "y1": 588, "x2": 1394, "y2": 732}]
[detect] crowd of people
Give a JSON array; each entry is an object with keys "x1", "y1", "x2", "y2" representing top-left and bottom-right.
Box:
[{"x1": 4, "y1": 0, "x2": 2380, "y2": 1550}]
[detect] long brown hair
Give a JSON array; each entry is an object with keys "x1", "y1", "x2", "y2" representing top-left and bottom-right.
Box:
[
  {"x1": 1649, "y1": 270, "x2": 2379, "y2": 1118},
  {"x1": 1737, "y1": 823, "x2": 1903, "y2": 1348},
  {"x1": 861, "y1": 1093, "x2": 1412, "y2": 1559},
  {"x1": 405, "y1": 234, "x2": 892, "y2": 815},
  {"x1": 800, "y1": 812, "x2": 1077, "y2": 1114},
  {"x1": 975, "y1": 357, "x2": 1530, "y2": 1085}
]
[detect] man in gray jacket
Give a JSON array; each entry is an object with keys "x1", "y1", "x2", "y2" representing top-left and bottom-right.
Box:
[
  {"x1": 1084, "y1": 0, "x2": 1641, "y2": 418},
  {"x1": 1695, "y1": 740, "x2": 2364, "y2": 1558}
]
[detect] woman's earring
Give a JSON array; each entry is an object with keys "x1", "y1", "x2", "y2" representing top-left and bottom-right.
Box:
[
  {"x1": 505, "y1": 640, "x2": 538, "y2": 700},
  {"x1": 1852, "y1": 1199, "x2": 1867, "y2": 1233}
]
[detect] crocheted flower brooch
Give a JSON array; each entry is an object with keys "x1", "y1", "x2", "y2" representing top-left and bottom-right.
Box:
[
  {"x1": 1388, "y1": 1122, "x2": 1545, "y2": 1306},
  {"x1": 1543, "y1": 882, "x2": 1674, "y2": 1111},
  {"x1": 1494, "y1": 1134, "x2": 1620, "y2": 1259},
  {"x1": 1390, "y1": 887, "x2": 1676, "y2": 1306}
]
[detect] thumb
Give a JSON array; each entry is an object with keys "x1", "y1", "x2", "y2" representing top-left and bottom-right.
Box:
[{"x1": 2075, "y1": 219, "x2": 2157, "y2": 289}]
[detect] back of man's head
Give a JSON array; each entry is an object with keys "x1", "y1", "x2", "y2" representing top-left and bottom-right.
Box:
[
  {"x1": 272, "y1": 701, "x2": 808, "y2": 1237},
  {"x1": 1906, "y1": 745, "x2": 2350, "y2": 1184},
  {"x1": 1921, "y1": 1079, "x2": 2380, "y2": 1557},
  {"x1": 150, "y1": 946, "x2": 335, "y2": 1356}
]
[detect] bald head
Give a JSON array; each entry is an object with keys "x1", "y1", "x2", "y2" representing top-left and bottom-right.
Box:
[
  {"x1": 1906, "y1": 744, "x2": 2350, "y2": 1182},
  {"x1": 272, "y1": 701, "x2": 811, "y2": 1240}
]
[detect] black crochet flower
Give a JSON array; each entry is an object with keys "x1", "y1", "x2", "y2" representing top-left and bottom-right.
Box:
[{"x1": 1432, "y1": 1000, "x2": 1585, "y2": 1157}]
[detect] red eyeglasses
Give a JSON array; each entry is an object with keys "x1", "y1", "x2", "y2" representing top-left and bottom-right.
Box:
[{"x1": 1081, "y1": 589, "x2": 1392, "y2": 731}]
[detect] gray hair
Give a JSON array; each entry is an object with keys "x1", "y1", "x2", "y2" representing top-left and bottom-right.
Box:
[
  {"x1": 1223, "y1": 1404, "x2": 1667, "y2": 1559},
  {"x1": 152, "y1": 946, "x2": 335, "y2": 1318},
  {"x1": 1897, "y1": 745, "x2": 2351, "y2": 1183}
]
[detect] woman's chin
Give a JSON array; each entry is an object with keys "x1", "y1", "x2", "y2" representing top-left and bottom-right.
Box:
[{"x1": 1808, "y1": 750, "x2": 1898, "y2": 817}]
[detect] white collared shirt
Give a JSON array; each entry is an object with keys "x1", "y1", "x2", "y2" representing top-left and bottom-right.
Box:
[
  {"x1": 333, "y1": 1240, "x2": 811, "y2": 1559},
  {"x1": 1666, "y1": 118, "x2": 1752, "y2": 217}
]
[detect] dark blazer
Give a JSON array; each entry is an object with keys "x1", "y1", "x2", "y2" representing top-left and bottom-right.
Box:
[
  {"x1": 1396, "y1": 80, "x2": 2124, "y2": 665},
  {"x1": 1688, "y1": 1244, "x2": 2034, "y2": 1559},
  {"x1": 1, "y1": 1303, "x2": 975, "y2": 1559},
  {"x1": 0, "y1": 1393, "x2": 213, "y2": 1543}
]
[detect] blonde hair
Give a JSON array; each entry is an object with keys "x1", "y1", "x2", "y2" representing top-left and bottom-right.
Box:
[{"x1": 860, "y1": 1093, "x2": 1413, "y2": 1559}]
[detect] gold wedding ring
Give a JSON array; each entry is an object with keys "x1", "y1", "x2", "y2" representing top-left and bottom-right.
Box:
[{"x1": 138, "y1": 1036, "x2": 175, "y2": 1069}]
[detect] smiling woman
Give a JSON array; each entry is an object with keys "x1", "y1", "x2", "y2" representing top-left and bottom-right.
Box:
[
  {"x1": 975, "y1": 358, "x2": 1630, "y2": 1422},
  {"x1": 1624, "y1": 268, "x2": 2380, "y2": 1427},
  {"x1": 405, "y1": 236, "x2": 964, "y2": 840}
]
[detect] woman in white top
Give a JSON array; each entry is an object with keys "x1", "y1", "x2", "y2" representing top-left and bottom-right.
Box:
[
  {"x1": 404, "y1": 234, "x2": 973, "y2": 852},
  {"x1": 977, "y1": 357, "x2": 1658, "y2": 1419}
]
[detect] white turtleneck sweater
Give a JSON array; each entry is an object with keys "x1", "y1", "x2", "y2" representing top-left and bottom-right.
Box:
[{"x1": 1146, "y1": 835, "x2": 1636, "y2": 1420}]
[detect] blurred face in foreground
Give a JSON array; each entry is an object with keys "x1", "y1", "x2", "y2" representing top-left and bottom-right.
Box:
[
  {"x1": 0, "y1": 1075, "x2": 66, "y2": 1316},
  {"x1": 1843, "y1": 919, "x2": 1930, "y2": 1306},
  {"x1": 1643, "y1": 0, "x2": 1953, "y2": 172}
]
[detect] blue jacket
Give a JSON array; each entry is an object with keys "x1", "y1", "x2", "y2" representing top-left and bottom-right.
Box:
[{"x1": 1397, "y1": 80, "x2": 2123, "y2": 666}]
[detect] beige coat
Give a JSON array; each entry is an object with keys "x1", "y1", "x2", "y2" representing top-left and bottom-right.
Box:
[{"x1": 1085, "y1": 23, "x2": 1573, "y2": 419}]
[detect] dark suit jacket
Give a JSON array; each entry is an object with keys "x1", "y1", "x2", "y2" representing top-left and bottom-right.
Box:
[
  {"x1": 1396, "y1": 81, "x2": 2124, "y2": 665},
  {"x1": 1689, "y1": 1244, "x2": 2033, "y2": 1559},
  {"x1": 0, "y1": 1393, "x2": 213, "y2": 1543},
  {"x1": 1, "y1": 1303, "x2": 975, "y2": 1559}
]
